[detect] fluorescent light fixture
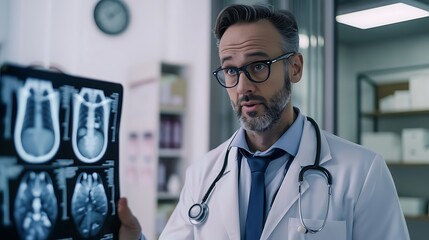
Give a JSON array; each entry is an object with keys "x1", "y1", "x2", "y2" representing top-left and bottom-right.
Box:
[
  {"x1": 336, "y1": 2, "x2": 429, "y2": 29},
  {"x1": 299, "y1": 34, "x2": 309, "y2": 49}
]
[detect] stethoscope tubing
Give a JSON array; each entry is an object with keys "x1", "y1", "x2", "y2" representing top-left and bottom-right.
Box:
[
  {"x1": 188, "y1": 117, "x2": 332, "y2": 235},
  {"x1": 297, "y1": 117, "x2": 332, "y2": 234},
  {"x1": 298, "y1": 177, "x2": 332, "y2": 234},
  {"x1": 188, "y1": 131, "x2": 240, "y2": 225}
]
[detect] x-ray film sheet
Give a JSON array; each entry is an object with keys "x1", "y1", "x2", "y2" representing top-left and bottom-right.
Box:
[{"x1": 0, "y1": 64, "x2": 122, "y2": 240}]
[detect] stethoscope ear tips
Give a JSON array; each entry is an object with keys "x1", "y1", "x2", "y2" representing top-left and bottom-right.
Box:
[
  {"x1": 188, "y1": 203, "x2": 209, "y2": 225},
  {"x1": 297, "y1": 225, "x2": 308, "y2": 234}
]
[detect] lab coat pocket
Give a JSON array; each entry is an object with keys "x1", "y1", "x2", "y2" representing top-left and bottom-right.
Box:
[{"x1": 288, "y1": 218, "x2": 346, "y2": 240}]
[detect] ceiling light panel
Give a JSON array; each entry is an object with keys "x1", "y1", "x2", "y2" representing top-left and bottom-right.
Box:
[{"x1": 336, "y1": 2, "x2": 429, "y2": 29}]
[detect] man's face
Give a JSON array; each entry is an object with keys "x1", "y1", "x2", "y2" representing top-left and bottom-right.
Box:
[{"x1": 218, "y1": 20, "x2": 292, "y2": 132}]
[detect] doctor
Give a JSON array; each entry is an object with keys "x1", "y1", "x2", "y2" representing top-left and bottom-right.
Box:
[{"x1": 118, "y1": 4, "x2": 410, "y2": 240}]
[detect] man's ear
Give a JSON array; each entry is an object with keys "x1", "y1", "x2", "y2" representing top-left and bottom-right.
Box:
[{"x1": 289, "y1": 53, "x2": 303, "y2": 83}]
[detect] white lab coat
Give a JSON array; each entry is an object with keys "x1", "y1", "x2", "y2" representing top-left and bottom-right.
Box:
[{"x1": 160, "y1": 119, "x2": 410, "y2": 240}]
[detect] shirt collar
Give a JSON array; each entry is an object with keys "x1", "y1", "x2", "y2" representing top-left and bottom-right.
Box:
[{"x1": 230, "y1": 107, "x2": 304, "y2": 157}]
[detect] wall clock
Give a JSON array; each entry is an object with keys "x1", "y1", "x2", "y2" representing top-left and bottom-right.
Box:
[{"x1": 93, "y1": 0, "x2": 130, "y2": 36}]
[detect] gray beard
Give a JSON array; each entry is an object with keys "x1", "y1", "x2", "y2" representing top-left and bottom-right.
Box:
[{"x1": 232, "y1": 79, "x2": 291, "y2": 132}]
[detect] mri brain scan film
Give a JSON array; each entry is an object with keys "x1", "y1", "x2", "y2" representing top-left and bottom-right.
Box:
[
  {"x1": 72, "y1": 88, "x2": 111, "y2": 163},
  {"x1": 72, "y1": 172, "x2": 108, "y2": 238},
  {"x1": 14, "y1": 79, "x2": 60, "y2": 163},
  {"x1": 0, "y1": 64, "x2": 122, "y2": 239},
  {"x1": 14, "y1": 171, "x2": 58, "y2": 240}
]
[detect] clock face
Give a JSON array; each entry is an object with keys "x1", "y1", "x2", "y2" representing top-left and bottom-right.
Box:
[{"x1": 93, "y1": 0, "x2": 130, "y2": 35}]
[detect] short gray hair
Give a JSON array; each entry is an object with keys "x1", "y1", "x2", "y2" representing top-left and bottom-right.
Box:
[{"x1": 214, "y1": 4, "x2": 299, "y2": 53}]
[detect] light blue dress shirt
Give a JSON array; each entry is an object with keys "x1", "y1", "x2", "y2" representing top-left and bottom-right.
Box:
[{"x1": 229, "y1": 107, "x2": 305, "y2": 237}]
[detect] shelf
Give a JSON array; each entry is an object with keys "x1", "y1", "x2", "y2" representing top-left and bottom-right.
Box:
[
  {"x1": 405, "y1": 215, "x2": 429, "y2": 221},
  {"x1": 388, "y1": 162, "x2": 429, "y2": 167},
  {"x1": 361, "y1": 109, "x2": 429, "y2": 117},
  {"x1": 159, "y1": 148, "x2": 184, "y2": 158},
  {"x1": 160, "y1": 106, "x2": 186, "y2": 115},
  {"x1": 157, "y1": 191, "x2": 180, "y2": 201}
]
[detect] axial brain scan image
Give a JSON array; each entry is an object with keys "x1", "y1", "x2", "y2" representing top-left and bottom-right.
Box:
[
  {"x1": 14, "y1": 171, "x2": 58, "y2": 240},
  {"x1": 71, "y1": 172, "x2": 108, "y2": 238}
]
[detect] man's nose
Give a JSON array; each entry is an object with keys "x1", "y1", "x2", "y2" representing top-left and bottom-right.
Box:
[{"x1": 236, "y1": 71, "x2": 255, "y2": 95}]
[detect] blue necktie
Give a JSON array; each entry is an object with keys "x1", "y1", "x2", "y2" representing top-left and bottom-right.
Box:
[{"x1": 244, "y1": 149, "x2": 285, "y2": 240}]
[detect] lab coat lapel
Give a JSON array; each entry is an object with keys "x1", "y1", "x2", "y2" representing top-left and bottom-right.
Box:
[
  {"x1": 212, "y1": 147, "x2": 241, "y2": 240},
  {"x1": 261, "y1": 119, "x2": 332, "y2": 239}
]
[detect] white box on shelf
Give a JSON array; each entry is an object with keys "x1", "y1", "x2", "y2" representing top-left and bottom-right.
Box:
[
  {"x1": 409, "y1": 75, "x2": 429, "y2": 110},
  {"x1": 393, "y1": 90, "x2": 410, "y2": 111},
  {"x1": 402, "y1": 128, "x2": 429, "y2": 163},
  {"x1": 379, "y1": 94, "x2": 395, "y2": 112},
  {"x1": 362, "y1": 132, "x2": 401, "y2": 162},
  {"x1": 399, "y1": 197, "x2": 427, "y2": 216}
]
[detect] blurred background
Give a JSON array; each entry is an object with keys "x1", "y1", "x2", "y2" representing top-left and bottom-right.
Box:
[{"x1": 1, "y1": 0, "x2": 429, "y2": 239}]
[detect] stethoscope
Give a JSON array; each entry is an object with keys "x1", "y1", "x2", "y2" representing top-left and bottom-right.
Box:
[{"x1": 188, "y1": 117, "x2": 332, "y2": 235}]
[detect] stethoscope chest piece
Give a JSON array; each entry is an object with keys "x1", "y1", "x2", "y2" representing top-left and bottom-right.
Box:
[
  {"x1": 297, "y1": 225, "x2": 308, "y2": 234},
  {"x1": 188, "y1": 203, "x2": 209, "y2": 225}
]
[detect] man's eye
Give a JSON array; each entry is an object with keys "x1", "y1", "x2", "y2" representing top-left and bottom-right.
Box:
[
  {"x1": 252, "y1": 63, "x2": 267, "y2": 72},
  {"x1": 225, "y1": 68, "x2": 238, "y2": 76}
]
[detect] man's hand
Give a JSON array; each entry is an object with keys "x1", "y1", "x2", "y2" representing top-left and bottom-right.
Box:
[{"x1": 118, "y1": 197, "x2": 142, "y2": 240}]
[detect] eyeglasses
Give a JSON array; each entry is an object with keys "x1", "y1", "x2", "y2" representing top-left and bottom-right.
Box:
[{"x1": 213, "y1": 52, "x2": 295, "y2": 88}]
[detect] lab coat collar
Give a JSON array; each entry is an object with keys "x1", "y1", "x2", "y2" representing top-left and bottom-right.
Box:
[
  {"x1": 261, "y1": 118, "x2": 332, "y2": 239},
  {"x1": 296, "y1": 118, "x2": 331, "y2": 166},
  {"x1": 211, "y1": 146, "x2": 241, "y2": 240}
]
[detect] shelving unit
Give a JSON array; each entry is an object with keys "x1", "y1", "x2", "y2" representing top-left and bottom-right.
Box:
[
  {"x1": 123, "y1": 61, "x2": 189, "y2": 240},
  {"x1": 357, "y1": 64, "x2": 429, "y2": 240},
  {"x1": 357, "y1": 64, "x2": 429, "y2": 141},
  {"x1": 389, "y1": 163, "x2": 429, "y2": 239},
  {"x1": 155, "y1": 63, "x2": 188, "y2": 238}
]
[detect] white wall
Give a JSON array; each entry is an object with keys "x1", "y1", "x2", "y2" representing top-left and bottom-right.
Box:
[
  {"x1": 2, "y1": 0, "x2": 211, "y2": 170},
  {"x1": 5, "y1": 0, "x2": 166, "y2": 81},
  {"x1": 0, "y1": 0, "x2": 10, "y2": 62},
  {"x1": 337, "y1": 34, "x2": 429, "y2": 142},
  {"x1": 1, "y1": 0, "x2": 211, "y2": 238}
]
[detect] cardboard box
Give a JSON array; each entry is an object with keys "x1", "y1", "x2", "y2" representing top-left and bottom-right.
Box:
[
  {"x1": 362, "y1": 132, "x2": 401, "y2": 162},
  {"x1": 399, "y1": 197, "x2": 427, "y2": 216},
  {"x1": 409, "y1": 75, "x2": 429, "y2": 110},
  {"x1": 402, "y1": 128, "x2": 429, "y2": 163},
  {"x1": 394, "y1": 90, "x2": 410, "y2": 111},
  {"x1": 379, "y1": 95, "x2": 395, "y2": 112}
]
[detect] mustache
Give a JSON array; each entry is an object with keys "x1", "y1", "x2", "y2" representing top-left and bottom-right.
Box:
[{"x1": 238, "y1": 94, "x2": 267, "y2": 105}]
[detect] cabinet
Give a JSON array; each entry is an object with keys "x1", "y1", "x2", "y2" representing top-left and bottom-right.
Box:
[
  {"x1": 357, "y1": 64, "x2": 429, "y2": 240},
  {"x1": 122, "y1": 62, "x2": 189, "y2": 240}
]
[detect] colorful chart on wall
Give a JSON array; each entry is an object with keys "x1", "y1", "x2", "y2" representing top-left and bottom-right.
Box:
[{"x1": 0, "y1": 63, "x2": 123, "y2": 240}]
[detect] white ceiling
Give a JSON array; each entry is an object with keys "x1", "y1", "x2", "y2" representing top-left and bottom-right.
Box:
[{"x1": 336, "y1": 0, "x2": 429, "y2": 45}]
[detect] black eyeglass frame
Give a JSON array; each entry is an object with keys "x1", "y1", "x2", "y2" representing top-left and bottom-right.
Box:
[{"x1": 212, "y1": 51, "x2": 296, "y2": 88}]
